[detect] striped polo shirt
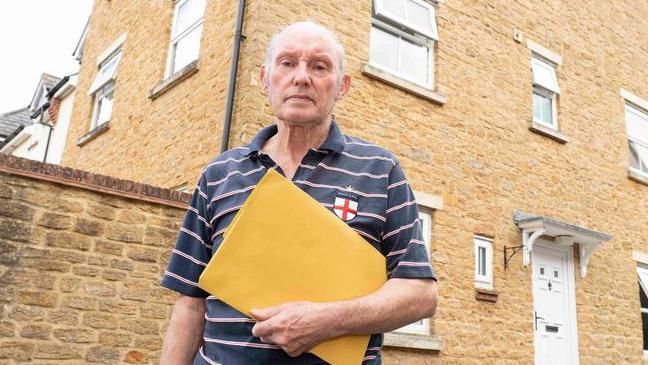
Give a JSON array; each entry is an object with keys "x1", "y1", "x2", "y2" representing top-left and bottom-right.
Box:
[{"x1": 161, "y1": 121, "x2": 436, "y2": 365}]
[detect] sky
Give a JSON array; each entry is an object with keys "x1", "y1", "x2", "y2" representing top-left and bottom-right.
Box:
[{"x1": 0, "y1": 1, "x2": 94, "y2": 114}]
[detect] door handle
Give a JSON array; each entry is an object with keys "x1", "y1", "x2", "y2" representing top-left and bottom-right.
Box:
[{"x1": 534, "y1": 311, "x2": 546, "y2": 331}]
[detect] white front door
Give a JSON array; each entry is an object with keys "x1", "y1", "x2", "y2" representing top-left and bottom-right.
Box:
[{"x1": 532, "y1": 242, "x2": 579, "y2": 365}]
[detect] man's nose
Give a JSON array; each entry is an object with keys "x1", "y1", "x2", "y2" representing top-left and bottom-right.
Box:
[{"x1": 292, "y1": 62, "x2": 311, "y2": 86}]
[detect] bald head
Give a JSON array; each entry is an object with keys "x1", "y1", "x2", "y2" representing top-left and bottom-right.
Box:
[{"x1": 264, "y1": 21, "x2": 347, "y2": 85}]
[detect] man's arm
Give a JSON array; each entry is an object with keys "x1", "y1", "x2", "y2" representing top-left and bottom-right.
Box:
[
  {"x1": 160, "y1": 295, "x2": 207, "y2": 365},
  {"x1": 250, "y1": 277, "x2": 437, "y2": 357}
]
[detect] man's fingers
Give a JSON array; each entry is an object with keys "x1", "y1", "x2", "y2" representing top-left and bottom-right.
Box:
[
  {"x1": 251, "y1": 321, "x2": 270, "y2": 338},
  {"x1": 250, "y1": 305, "x2": 282, "y2": 321}
]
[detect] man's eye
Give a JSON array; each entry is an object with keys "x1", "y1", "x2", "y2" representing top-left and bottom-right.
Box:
[{"x1": 280, "y1": 60, "x2": 295, "y2": 67}]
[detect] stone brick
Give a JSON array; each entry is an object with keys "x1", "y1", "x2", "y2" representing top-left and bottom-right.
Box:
[
  {"x1": 110, "y1": 258, "x2": 134, "y2": 271},
  {"x1": 83, "y1": 312, "x2": 119, "y2": 330},
  {"x1": 98, "y1": 331, "x2": 132, "y2": 347},
  {"x1": 45, "y1": 231, "x2": 92, "y2": 251},
  {"x1": 48, "y1": 309, "x2": 80, "y2": 326},
  {"x1": 36, "y1": 212, "x2": 73, "y2": 229},
  {"x1": 0, "y1": 218, "x2": 31, "y2": 242},
  {"x1": 86, "y1": 346, "x2": 120, "y2": 364},
  {"x1": 146, "y1": 216, "x2": 181, "y2": 231},
  {"x1": 64, "y1": 295, "x2": 98, "y2": 311},
  {"x1": 73, "y1": 217, "x2": 106, "y2": 236},
  {"x1": 32, "y1": 343, "x2": 82, "y2": 360},
  {"x1": 0, "y1": 200, "x2": 35, "y2": 221},
  {"x1": 98, "y1": 299, "x2": 138, "y2": 315},
  {"x1": 140, "y1": 303, "x2": 170, "y2": 319},
  {"x1": 53, "y1": 197, "x2": 85, "y2": 214},
  {"x1": 72, "y1": 265, "x2": 101, "y2": 277},
  {"x1": 19, "y1": 323, "x2": 52, "y2": 339},
  {"x1": 101, "y1": 268, "x2": 128, "y2": 281},
  {"x1": 86, "y1": 204, "x2": 117, "y2": 220},
  {"x1": 148, "y1": 287, "x2": 177, "y2": 305},
  {"x1": 84, "y1": 282, "x2": 117, "y2": 297},
  {"x1": 9, "y1": 305, "x2": 47, "y2": 321},
  {"x1": 126, "y1": 247, "x2": 158, "y2": 263},
  {"x1": 87, "y1": 255, "x2": 111, "y2": 267},
  {"x1": 143, "y1": 225, "x2": 178, "y2": 245},
  {"x1": 116, "y1": 209, "x2": 146, "y2": 223},
  {"x1": 121, "y1": 281, "x2": 151, "y2": 302},
  {"x1": 0, "y1": 321, "x2": 16, "y2": 338},
  {"x1": 0, "y1": 183, "x2": 13, "y2": 198},
  {"x1": 106, "y1": 224, "x2": 143, "y2": 243},
  {"x1": 0, "y1": 286, "x2": 15, "y2": 303},
  {"x1": 59, "y1": 277, "x2": 82, "y2": 292},
  {"x1": 133, "y1": 335, "x2": 163, "y2": 350},
  {"x1": 124, "y1": 350, "x2": 147, "y2": 363},
  {"x1": 119, "y1": 318, "x2": 159, "y2": 335},
  {"x1": 51, "y1": 248, "x2": 87, "y2": 264},
  {"x1": 16, "y1": 290, "x2": 57, "y2": 307},
  {"x1": 21, "y1": 257, "x2": 71, "y2": 273},
  {"x1": 0, "y1": 341, "x2": 35, "y2": 361},
  {"x1": 0, "y1": 240, "x2": 19, "y2": 265},
  {"x1": 94, "y1": 239, "x2": 124, "y2": 256},
  {"x1": 53, "y1": 327, "x2": 97, "y2": 343}
]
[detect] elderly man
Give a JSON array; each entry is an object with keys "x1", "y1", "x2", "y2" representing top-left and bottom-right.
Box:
[{"x1": 160, "y1": 21, "x2": 437, "y2": 364}]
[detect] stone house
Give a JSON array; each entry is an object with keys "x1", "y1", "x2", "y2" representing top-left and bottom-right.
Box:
[{"x1": 34, "y1": 0, "x2": 648, "y2": 363}]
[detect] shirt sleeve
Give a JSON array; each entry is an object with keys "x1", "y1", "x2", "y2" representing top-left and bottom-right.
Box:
[
  {"x1": 382, "y1": 163, "x2": 436, "y2": 280},
  {"x1": 161, "y1": 173, "x2": 213, "y2": 297}
]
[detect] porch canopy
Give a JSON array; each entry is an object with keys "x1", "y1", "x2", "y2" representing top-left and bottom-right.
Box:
[{"x1": 513, "y1": 210, "x2": 612, "y2": 278}]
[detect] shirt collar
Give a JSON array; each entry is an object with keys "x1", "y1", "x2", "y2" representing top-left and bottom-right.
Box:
[{"x1": 244, "y1": 120, "x2": 346, "y2": 156}]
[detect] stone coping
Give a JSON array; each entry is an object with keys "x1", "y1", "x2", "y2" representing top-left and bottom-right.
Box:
[{"x1": 0, "y1": 154, "x2": 191, "y2": 209}]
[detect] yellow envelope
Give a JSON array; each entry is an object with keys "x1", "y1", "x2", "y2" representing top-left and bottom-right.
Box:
[{"x1": 198, "y1": 168, "x2": 387, "y2": 365}]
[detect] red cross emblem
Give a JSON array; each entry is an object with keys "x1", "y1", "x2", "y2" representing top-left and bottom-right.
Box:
[{"x1": 333, "y1": 196, "x2": 358, "y2": 221}]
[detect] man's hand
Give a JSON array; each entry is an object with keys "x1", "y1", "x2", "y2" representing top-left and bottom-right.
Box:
[{"x1": 250, "y1": 301, "x2": 336, "y2": 357}]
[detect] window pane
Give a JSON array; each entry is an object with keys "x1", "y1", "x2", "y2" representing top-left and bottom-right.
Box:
[
  {"x1": 626, "y1": 106, "x2": 648, "y2": 144},
  {"x1": 478, "y1": 246, "x2": 486, "y2": 276},
  {"x1": 643, "y1": 312, "x2": 648, "y2": 351},
  {"x1": 175, "y1": 0, "x2": 206, "y2": 35},
  {"x1": 533, "y1": 92, "x2": 553, "y2": 126},
  {"x1": 405, "y1": 0, "x2": 433, "y2": 34},
  {"x1": 629, "y1": 140, "x2": 648, "y2": 172},
  {"x1": 96, "y1": 87, "x2": 114, "y2": 126},
  {"x1": 532, "y1": 58, "x2": 559, "y2": 93},
  {"x1": 370, "y1": 27, "x2": 398, "y2": 72},
  {"x1": 88, "y1": 52, "x2": 121, "y2": 95},
  {"x1": 640, "y1": 283, "x2": 648, "y2": 309},
  {"x1": 172, "y1": 25, "x2": 202, "y2": 74},
  {"x1": 381, "y1": 0, "x2": 406, "y2": 20},
  {"x1": 399, "y1": 38, "x2": 428, "y2": 85}
]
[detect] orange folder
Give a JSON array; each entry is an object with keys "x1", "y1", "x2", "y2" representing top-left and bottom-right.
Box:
[{"x1": 198, "y1": 168, "x2": 387, "y2": 365}]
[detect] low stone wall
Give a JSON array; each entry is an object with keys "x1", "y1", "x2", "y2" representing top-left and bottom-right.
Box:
[{"x1": 0, "y1": 155, "x2": 190, "y2": 364}]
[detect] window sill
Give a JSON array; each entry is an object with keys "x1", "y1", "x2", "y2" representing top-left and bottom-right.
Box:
[
  {"x1": 362, "y1": 63, "x2": 447, "y2": 105},
  {"x1": 76, "y1": 122, "x2": 110, "y2": 147},
  {"x1": 149, "y1": 60, "x2": 199, "y2": 100},
  {"x1": 383, "y1": 332, "x2": 442, "y2": 351},
  {"x1": 475, "y1": 287, "x2": 498, "y2": 303},
  {"x1": 629, "y1": 167, "x2": 648, "y2": 186},
  {"x1": 529, "y1": 121, "x2": 569, "y2": 143}
]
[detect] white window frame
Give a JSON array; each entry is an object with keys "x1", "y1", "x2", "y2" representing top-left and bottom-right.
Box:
[
  {"x1": 166, "y1": 0, "x2": 205, "y2": 78},
  {"x1": 474, "y1": 235, "x2": 493, "y2": 289},
  {"x1": 624, "y1": 102, "x2": 648, "y2": 177},
  {"x1": 393, "y1": 208, "x2": 433, "y2": 335},
  {"x1": 89, "y1": 50, "x2": 121, "y2": 130},
  {"x1": 369, "y1": 0, "x2": 438, "y2": 89},
  {"x1": 638, "y1": 266, "x2": 648, "y2": 358},
  {"x1": 531, "y1": 56, "x2": 560, "y2": 130}
]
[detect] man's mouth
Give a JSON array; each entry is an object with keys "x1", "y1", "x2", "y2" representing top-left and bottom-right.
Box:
[{"x1": 286, "y1": 95, "x2": 314, "y2": 102}]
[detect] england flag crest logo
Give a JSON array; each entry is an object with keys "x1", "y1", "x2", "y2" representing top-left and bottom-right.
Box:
[{"x1": 333, "y1": 191, "x2": 359, "y2": 221}]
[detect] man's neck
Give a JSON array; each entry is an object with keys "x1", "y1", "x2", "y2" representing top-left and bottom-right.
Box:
[{"x1": 261, "y1": 117, "x2": 332, "y2": 180}]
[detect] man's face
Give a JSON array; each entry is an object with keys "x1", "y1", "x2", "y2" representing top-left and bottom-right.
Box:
[{"x1": 261, "y1": 30, "x2": 350, "y2": 126}]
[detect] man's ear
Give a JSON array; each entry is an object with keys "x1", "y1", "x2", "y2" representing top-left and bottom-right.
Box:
[
  {"x1": 336, "y1": 74, "x2": 352, "y2": 100},
  {"x1": 259, "y1": 65, "x2": 269, "y2": 95}
]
